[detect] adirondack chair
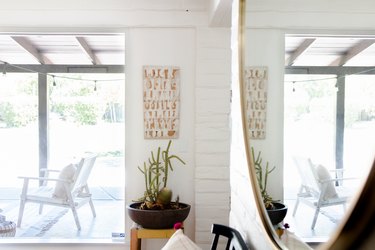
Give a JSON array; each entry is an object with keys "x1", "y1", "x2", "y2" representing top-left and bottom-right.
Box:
[
  {"x1": 292, "y1": 157, "x2": 356, "y2": 229},
  {"x1": 17, "y1": 154, "x2": 97, "y2": 230}
]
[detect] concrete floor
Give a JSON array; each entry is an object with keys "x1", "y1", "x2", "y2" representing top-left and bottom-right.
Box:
[
  {"x1": 1, "y1": 188, "x2": 347, "y2": 245},
  {"x1": 283, "y1": 198, "x2": 348, "y2": 248},
  {"x1": 0, "y1": 187, "x2": 124, "y2": 239}
]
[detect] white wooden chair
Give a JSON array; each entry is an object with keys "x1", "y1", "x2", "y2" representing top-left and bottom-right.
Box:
[
  {"x1": 17, "y1": 155, "x2": 97, "y2": 230},
  {"x1": 292, "y1": 157, "x2": 357, "y2": 229}
]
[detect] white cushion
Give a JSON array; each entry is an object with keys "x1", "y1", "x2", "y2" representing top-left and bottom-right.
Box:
[
  {"x1": 161, "y1": 229, "x2": 202, "y2": 250},
  {"x1": 52, "y1": 164, "x2": 76, "y2": 200},
  {"x1": 315, "y1": 164, "x2": 338, "y2": 200}
]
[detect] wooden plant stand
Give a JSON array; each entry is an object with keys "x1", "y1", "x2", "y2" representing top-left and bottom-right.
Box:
[{"x1": 130, "y1": 225, "x2": 178, "y2": 250}]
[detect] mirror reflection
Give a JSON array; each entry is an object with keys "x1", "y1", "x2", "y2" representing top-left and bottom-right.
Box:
[
  {"x1": 243, "y1": 3, "x2": 375, "y2": 247},
  {"x1": 283, "y1": 71, "x2": 374, "y2": 242}
]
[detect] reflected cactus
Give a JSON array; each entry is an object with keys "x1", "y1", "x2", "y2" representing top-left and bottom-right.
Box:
[{"x1": 251, "y1": 147, "x2": 276, "y2": 209}]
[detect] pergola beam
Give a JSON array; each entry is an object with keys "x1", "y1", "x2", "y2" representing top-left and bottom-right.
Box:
[
  {"x1": 286, "y1": 38, "x2": 316, "y2": 66},
  {"x1": 11, "y1": 36, "x2": 52, "y2": 65},
  {"x1": 3, "y1": 64, "x2": 124, "y2": 74},
  {"x1": 329, "y1": 39, "x2": 375, "y2": 66},
  {"x1": 75, "y1": 36, "x2": 100, "y2": 65},
  {"x1": 285, "y1": 66, "x2": 375, "y2": 75}
]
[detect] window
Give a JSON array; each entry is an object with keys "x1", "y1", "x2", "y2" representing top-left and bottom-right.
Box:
[
  {"x1": 0, "y1": 73, "x2": 38, "y2": 187},
  {"x1": 0, "y1": 31, "x2": 125, "y2": 240},
  {"x1": 0, "y1": 72, "x2": 125, "y2": 239},
  {"x1": 344, "y1": 75, "x2": 375, "y2": 178},
  {"x1": 283, "y1": 73, "x2": 375, "y2": 241}
]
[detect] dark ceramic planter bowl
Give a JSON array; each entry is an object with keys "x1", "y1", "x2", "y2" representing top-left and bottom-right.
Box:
[
  {"x1": 127, "y1": 202, "x2": 191, "y2": 229},
  {"x1": 266, "y1": 202, "x2": 288, "y2": 225}
]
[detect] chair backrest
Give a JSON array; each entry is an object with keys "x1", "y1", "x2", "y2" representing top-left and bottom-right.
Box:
[
  {"x1": 210, "y1": 224, "x2": 248, "y2": 250},
  {"x1": 71, "y1": 154, "x2": 97, "y2": 193},
  {"x1": 293, "y1": 157, "x2": 321, "y2": 197}
]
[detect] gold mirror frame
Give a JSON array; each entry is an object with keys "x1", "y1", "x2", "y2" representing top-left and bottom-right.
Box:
[{"x1": 238, "y1": 0, "x2": 375, "y2": 249}]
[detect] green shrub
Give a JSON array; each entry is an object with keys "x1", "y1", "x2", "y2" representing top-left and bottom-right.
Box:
[{"x1": 0, "y1": 102, "x2": 37, "y2": 127}]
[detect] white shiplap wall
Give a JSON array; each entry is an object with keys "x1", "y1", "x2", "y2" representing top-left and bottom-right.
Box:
[{"x1": 194, "y1": 27, "x2": 232, "y2": 249}]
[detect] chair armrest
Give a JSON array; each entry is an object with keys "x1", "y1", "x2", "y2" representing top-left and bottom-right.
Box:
[
  {"x1": 329, "y1": 169, "x2": 345, "y2": 173},
  {"x1": 18, "y1": 176, "x2": 72, "y2": 184},
  {"x1": 320, "y1": 177, "x2": 359, "y2": 183},
  {"x1": 40, "y1": 168, "x2": 61, "y2": 173}
]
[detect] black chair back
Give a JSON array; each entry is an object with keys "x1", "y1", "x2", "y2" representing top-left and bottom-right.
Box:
[{"x1": 210, "y1": 224, "x2": 248, "y2": 250}]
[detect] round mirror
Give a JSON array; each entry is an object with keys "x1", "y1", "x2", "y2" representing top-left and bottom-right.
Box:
[{"x1": 238, "y1": 0, "x2": 375, "y2": 249}]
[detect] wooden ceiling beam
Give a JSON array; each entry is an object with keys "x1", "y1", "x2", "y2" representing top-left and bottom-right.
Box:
[
  {"x1": 285, "y1": 38, "x2": 316, "y2": 66},
  {"x1": 329, "y1": 39, "x2": 375, "y2": 66},
  {"x1": 10, "y1": 36, "x2": 52, "y2": 65},
  {"x1": 75, "y1": 36, "x2": 100, "y2": 65}
]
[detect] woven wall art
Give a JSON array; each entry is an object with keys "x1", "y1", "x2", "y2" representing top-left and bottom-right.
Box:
[
  {"x1": 143, "y1": 65, "x2": 180, "y2": 139},
  {"x1": 244, "y1": 66, "x2": 268, "y2": 139}
]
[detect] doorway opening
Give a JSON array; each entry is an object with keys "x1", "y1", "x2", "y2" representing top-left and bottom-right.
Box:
[
  {"x1": 283, "y1": 35, "x2": 375, "y2": 243},
  {"x1": 0, "y1": 33, "x2": 125, "y2": 239}
]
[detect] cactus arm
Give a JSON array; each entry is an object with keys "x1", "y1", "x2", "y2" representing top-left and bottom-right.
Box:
[
  {"x1": 155, "y1": 147, "x2": 161, "y2": 190},
  {"x1": 264, "y1": 163, "x2": 276, "y2": 193},
  {"x1": 263, "y1": 162, "x2": 269, "y2": 193},
  {"x1": 162, "y1": 140, "x2": 172, "y2": 188},
  {"x1": 162, "y1": 149, "x2": 169, "y2": 188}
]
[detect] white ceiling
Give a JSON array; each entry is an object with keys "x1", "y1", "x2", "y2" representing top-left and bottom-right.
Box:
[{"x1": 0, "y1": 1, "x2": 226, "y2": 66}]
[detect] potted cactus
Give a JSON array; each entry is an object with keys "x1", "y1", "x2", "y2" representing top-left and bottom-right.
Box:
[
  {"x1": 251, "y1": 147, "x2": 287, "y2": 225},
  {"x1": 126, "y1": 140, "x2": 190, "y2": 229}
]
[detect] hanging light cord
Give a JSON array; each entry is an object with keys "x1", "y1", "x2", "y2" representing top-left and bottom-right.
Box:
[
  {"x1": 0, "y1": 60, "x2": 124, "y2": 83},
  {"x1": 285, "y1": 67, "x2": 375, "y2": 83}
]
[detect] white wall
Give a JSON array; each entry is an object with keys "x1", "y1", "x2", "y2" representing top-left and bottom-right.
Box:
[
  {"x1": 124, "y1": 22, "x2": 232, "y2": 250},
  {"x1": 194, "y1": 27, "x2": 231, "y2": 248},
  {"x1": 125, "y1": 27, "x2": 196, "y2": 249},
  {"x1": 244, "y1": 29, "x2": 285, "y2": 202},
  {"x1": 0, "y1": 1, "x2": 233, "y2": 250}
]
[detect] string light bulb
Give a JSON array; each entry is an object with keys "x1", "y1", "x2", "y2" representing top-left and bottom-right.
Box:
[
  {"x1": 94, "y1": 80, "x2": 97, "y2": 91},
  {"x1": 292, "y1": 81, "x2": 295, "y2": 92},
  {"x1": 52, "y1": 75, "x2": 56, "y2": 86}
]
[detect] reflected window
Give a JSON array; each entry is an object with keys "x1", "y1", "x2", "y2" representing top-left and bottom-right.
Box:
[
  {"x1": 344, "y1": 75, "x2": 375, "y2": 178},
  {"x1": 283, "y1": 74, "x2": 372, "y2": 242}
]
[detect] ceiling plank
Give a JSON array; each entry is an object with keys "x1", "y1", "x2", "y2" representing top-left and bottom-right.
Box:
[
  {"x1": 75, "y1": 36, "x2": 100, "y2": 65},
  {"x1": 10, "y1": 36, "x2": 52, "y2": 64},
  {"x1": 329, "y1": 39, "x2": 375, "y2": 66},
  {"x1": 285, "y1": 38, "x2": 316, "y2": 66}
]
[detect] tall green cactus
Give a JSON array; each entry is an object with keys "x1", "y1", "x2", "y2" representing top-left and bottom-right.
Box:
[
  {"x1": 137, "y1": 140, "x2": 186, "y2": 209},
  {"x1": 251, "y1": 147, "x2": 276, "y2": 209}
]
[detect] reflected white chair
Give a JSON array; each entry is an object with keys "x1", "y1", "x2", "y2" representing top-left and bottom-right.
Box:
[
  {"x1": 292, "y1": 157, "x2": 356, "y2": 229},
  {"x1": 17, "y1": 155, "x2": 97, "y2": 230}
]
